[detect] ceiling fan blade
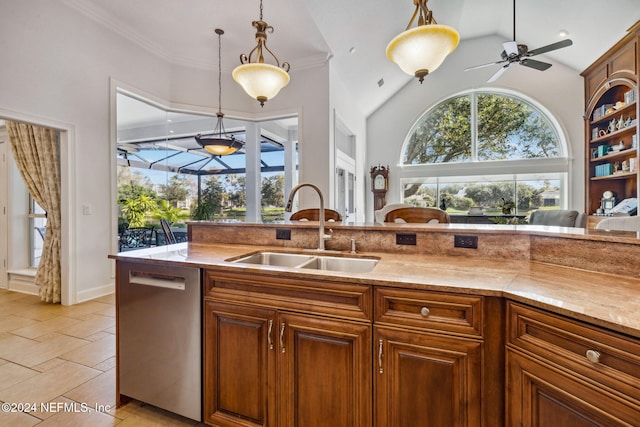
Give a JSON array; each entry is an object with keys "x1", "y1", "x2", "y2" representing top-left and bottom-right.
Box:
[
  {"x1": 520, "y1": 58, "x2": 552, "y2": 71},
  {"x1": 487, "y1": 65, "x2": 509, "y2": 83},
  {"x1": 503, "y1": 41, "x2": 519, "y2": 57},
  {"x1": 526, "y1": 39, "x2": 573, "y2": 57},
  {"x1": 464, "y1": 60, "x2": 507, "y2": 71}
]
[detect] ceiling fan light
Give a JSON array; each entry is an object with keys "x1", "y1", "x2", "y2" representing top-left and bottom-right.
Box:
[
  {"x1": 386, "y1": 24, "x2": 460, "y2": 82},
  {"x1": 233, "y1": 63, "x2": 290, "y2": 107}
]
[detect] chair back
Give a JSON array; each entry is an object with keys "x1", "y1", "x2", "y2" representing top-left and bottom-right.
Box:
[
  {"x1": 119, "y1": 227, "x2": 154, "y2": 251},
  {"x1": 528, "y1": 210, "x2": 586, "y2": 227},
  {"x1": 384, "y1": 207, "x2": 451, "y2": 224},
  {"x1": 374, "y1": 203, "x2": 411, "y2": 224},
  {"x1": 160, "y1": 218, "x2": 177, "y2": 245},
  {"x1": 290, "y1": 209, "x2": 342, "y2": 222}
]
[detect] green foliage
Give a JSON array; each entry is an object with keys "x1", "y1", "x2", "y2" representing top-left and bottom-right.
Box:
[
  {"x1": 261, "y1": 175, "x2": 285, "y2": 207},
  {"x1": 191, "y1": 177, "x2": 226, "y2": 220},
  {"x1": 225, "y1": 175, "x2": 246, "y2": 208},
  {"x1": 120, "y1": 194, "x2": 157, "y2": 227},
  {"x1": 158, "y1": 175, "x2": 190, "y2": 208},
  {"x1": 403, "y1": 93, "x2": 561, "y2": 199},
  {"x1": 154, "y1": 200, "x2": 188, "y2": 224}
]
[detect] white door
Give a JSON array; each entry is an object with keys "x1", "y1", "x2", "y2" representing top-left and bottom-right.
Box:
[{"x1": 335, "y1": 149, "x2": 356, "y2": 222}]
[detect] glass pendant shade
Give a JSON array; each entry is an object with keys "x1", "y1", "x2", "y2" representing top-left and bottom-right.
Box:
[
  {"x1": 232, "y1": 63, "x2": 290, "y2": 107},
  {"x1": 386, "y1": 24, "x2": 459, "y2": 83},
  {"x1": 200, "y1": 139, "x2": 239, "y2": 156}
]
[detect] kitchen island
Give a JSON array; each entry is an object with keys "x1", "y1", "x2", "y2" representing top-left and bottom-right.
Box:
[{"x1": 111, "y1": 221, "x2": 640, "y2": 426}]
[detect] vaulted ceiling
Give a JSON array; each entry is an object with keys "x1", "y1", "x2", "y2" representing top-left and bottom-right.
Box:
[{"x1": 62, "y1": 0, "x2": 640, "y2": 116}]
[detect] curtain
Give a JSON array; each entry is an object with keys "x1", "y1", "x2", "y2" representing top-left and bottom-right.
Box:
[{"x1": 6, "y1": 121, "x2": 62, "y2": 303}]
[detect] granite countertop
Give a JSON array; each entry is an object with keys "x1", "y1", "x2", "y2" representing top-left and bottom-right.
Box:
[{"x1": 110, "y1": 241, "x2": 640, "y2": 340}]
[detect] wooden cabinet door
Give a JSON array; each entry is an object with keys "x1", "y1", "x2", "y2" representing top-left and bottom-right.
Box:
[
  {"x1": 277, "y1": 312, "x2": 372, "y2": 427},
  {"x1": 375, "y1": 326, "x2": 482, "y2": 427},
  {"x1": 204, "y1": 301, "x2": 277, "y2": 427},
  {"x1": 506, "y1": 348, "x2": 640, "y2": 427}
]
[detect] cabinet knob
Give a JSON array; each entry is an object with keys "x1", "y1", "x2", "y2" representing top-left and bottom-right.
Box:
[
  {"x1": 586, "y1": 349, "x2": 601, "y2": 363},
  {"x1": 420, "y1": 307, "x2": 430, "y2": 317}
]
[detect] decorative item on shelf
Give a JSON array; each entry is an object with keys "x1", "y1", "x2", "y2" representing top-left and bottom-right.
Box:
[
  {"x1": 613, "y1": 161, "x2": 621, "y2": 174},
  {"x1": 622, "y1": 159, "x2": 631, "y2": 173},
  {"x1": 600, "y1": 190, "x2": 616, "y2": 215},
  {"x1": 610, "y1": 141, "x2": 625, "y2": 152},
  {"x1": 608, "y1": 118, "x2": 617, "y2": 133},
  {"x1": 233, "y1": 0, "x2": 290, "y2": 107},
  {"x1": 617, "y1": 115, "x2": 625, "y2": 130},
  {"x1": 592, "y1": 127, "x2": 599, "y2": 140},
  {"x1": 386, "y1": 0, "x2": 459, "y2": 83},
  {"x1": 613, "y1": 101, "x2": 626, "y2": 110},
  {"x1": 370, "y1": 164, "x2": 390, "y2": 211},
  {"x1": 625, "y1": 117, "x2": 633, "y2": 128},
  {"x1": 195, "y1": 29, "x2": 243, "y2": 156},
  {"x1": 598, "y1": 129, "x2": 607, "y2": 137},
  {"x1": 500, "y1": 198, "x2": 515, "y2": 215},
  {"x1": 630, "y1": 157, "x2": 637, "y2": 172}
]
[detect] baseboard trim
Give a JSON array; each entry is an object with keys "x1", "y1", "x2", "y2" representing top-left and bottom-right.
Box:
[
  {"x1": 77, "y1": 282, "x2": 115, "y2": 303},
  {"x1": 7, "y1": 272, "x2": 39, "y2": 296}
]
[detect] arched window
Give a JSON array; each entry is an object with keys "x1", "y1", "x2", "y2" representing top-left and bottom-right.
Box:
[{"x1": 399, "y1": 90, "x2": 569, "y2": 216}]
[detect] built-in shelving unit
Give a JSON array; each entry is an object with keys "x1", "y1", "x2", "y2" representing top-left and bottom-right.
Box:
[{"x1": 581, "y1": 21, "x2": 640, "y2": 227}]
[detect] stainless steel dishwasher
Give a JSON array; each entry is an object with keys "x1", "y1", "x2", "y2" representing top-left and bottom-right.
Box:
[{"x1": 117, "y1": 260, "x2": 202, "y2": 421}]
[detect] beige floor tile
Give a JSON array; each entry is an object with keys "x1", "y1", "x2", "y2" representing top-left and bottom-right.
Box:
[
  {"x1": 56, "y1": 302, "x2": 115, "y2": 319},
  {"x1": 116, "y1": 404, "x2": 199, "y2": 426},
  {"x1": 0, "y1": 361, "x2": 39, "y2": 390},
  {"x1": 0, "y1": 300, "x2": 43, "y2": 317},
  {"x1": 1, "y1": 333, "x2": 89, "y2": 368},
  {"x1": 83, "y1": 331, "x2": 112, "y2": 342},
  {"x1": 11, "y1": 316, "x2": 79, "y2": 339},
  {"x1": 0, "y1": 358, "x2": 7, "y2": 366},
  {"x1": 0, "y1": 361, "x2": 100, "y2": 406},
  {"x1": 104, "y1": 326, "x2": 116, "y2": 335},
  {"x1": 93, "y1": 305, "x2": 116, "y2": 318},
  {"x1": 0, "y1": 315, "x2": 39, "y2": 334},
  {"x1": 32, "y1": 358, "x2": 67, "y2": 373},
  {"x1": 59, "y1": 335, "x2": 115, "y2": 368},
  {"x1": 57, "y1": 314, "x2": 115, "y2": 339},
  {"x1": 92, "y1": 357, "x2": 116, "y2": 372},
  {"x1": 13, "y1": 294, "x2": 45, "y2": 305},
  {"x1": 0, "y1": 289, "x2": 35, "y2": 303},
  {"x1": 0, "y1": 409, "x2": 41, "y2": 427},
  {"x1": 92, "y1": 294, "x2": 115, "y2": 304},
  {"x1": 11, "y1": 304, "x2": 65, "y2": 322},
  {"x1": 30, "y1": 397, "x2": 120, "y2": 426},
  {"x1": 64, "y1": 368, "x2": 116, "y2": 415}
]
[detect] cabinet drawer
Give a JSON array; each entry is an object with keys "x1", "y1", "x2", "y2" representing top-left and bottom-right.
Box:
[
  {"x1": 204, "y1": 269, "x2": 372, "y2": 321},
  {"x1": 507, "y1": 302, "x2": 640, "y2": 402},
  {"x1": 374, "y1": 287, "x2": 483, "y2": 338}
]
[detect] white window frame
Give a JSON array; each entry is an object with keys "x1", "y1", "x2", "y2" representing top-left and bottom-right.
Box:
[{"x1": 398, "y1": 88, "x2": 571, "y2": 208}]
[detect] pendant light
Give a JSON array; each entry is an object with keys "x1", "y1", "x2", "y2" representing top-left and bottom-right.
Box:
[
  {"x1": 196, "y1": 28, "x2": 242, "y2": 156},
  {"x1": 386, "y1": 0, "x2": 459, "y2": 83},
  {"x1": 232, "y1": 0, "x2": 290, "y2": 107}
]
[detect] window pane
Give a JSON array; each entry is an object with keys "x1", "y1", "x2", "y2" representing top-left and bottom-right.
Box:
[
  {"x1": 402, "y1": 174, "x2": 564, "y2": 215},
  {"x1": 477, "y1": 93, "x2": 560, "y2": 161},
  {"x1": 403, "y1": 95, "x2": 471, "y2": 164}
]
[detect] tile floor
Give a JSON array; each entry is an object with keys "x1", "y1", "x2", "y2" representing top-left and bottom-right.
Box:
[{"x1": 0, "y1": 289, "x2": 206, "y2": 426}]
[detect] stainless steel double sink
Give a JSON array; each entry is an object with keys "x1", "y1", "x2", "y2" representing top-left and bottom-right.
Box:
[{"x1": 229, "y1": 251, "x2": 379, "y2": 273}]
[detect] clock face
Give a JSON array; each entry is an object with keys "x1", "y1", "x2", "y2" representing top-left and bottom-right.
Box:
[
  {"x1": 603, "y1": 190, "x2": 614, "y2": 199},
  {"x1": 374, "y1": 174, "x2": 386, "y2": 190}
]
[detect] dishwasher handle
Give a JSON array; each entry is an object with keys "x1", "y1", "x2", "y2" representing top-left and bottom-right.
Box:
[{"x1": 128, "y1": 271, "x2": 186, "y2": 290}]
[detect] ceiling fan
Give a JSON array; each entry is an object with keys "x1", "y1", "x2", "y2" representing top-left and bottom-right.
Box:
[{"x1": 464, "y1": 0, "x2": 573, "y2": 82}]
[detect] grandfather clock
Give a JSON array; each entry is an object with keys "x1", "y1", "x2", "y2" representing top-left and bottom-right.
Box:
[{"x1": 370, "y1": 165, "x2": 389, "y2": 211}]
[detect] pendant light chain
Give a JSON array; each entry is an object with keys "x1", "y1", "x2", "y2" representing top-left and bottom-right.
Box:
[
  {"x1": 217, "y1": 29, "x2": 223, "y2": 115},
  {"x1": 259, "y1": 0, "x2": 263, "y2": 21}
]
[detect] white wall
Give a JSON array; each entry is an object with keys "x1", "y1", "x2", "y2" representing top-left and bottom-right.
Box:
[
  {"x1": 0, "y1": 0, "x2": 172, "y2": 303},
  {"x1": 0, "y1": 0, "x2": 334, "y2": 303},
  {"x1": 366, "y1": 35, "x2": 585, "y2": 222},
  {"x1": 329, "y1": 65, "x2": 367, "y2": 222}
]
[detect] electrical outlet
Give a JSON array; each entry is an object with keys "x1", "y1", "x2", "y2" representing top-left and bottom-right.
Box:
[
  {"x1": 396, "y1": 233, "x2": 417, "y2": 245},
  {"x1": 454, "y1": 235, "x2": 478, "y2": 249},
  {"x1": 276, "y1": 228, "x2": 291, "y2": 240}
]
